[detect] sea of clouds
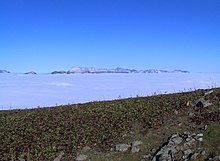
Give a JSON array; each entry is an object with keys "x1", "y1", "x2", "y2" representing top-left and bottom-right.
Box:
[{"x1": 1, "y1": 73, "x2": 220, "y2": 110}]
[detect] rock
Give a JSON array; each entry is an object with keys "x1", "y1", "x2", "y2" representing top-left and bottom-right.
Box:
[
  {"x1": 209, "y1": 156, "x2": 220, "y2": 161},
  {"x1": 201, "y1": 150, "x2": 206, "y2": 155},
  {"x1": 191, "y1": 133, "x2": 196, "y2": 137},
  {"x1": 200, "y1": 125, "x2": 208, "y2": 131},
  {"x1": 141, "y1": 154, "x2": 152, "y2": 161},
  {"x1": 192, "y1": 98, "x2": 212, "y2": 108},
  {"x1": 184, "y1": 139, "x2": 196, "y2": 147},
  {"x1": 131, "y1": 146, "x2": 141, "y2": 153},
  {"x1": 115, "y1": 144, "x2": 130, "y2": 152},
  {"x1": 169, "y1": 136, "x2": 183, "y2": 145},
  {"x1": 76, "y1": 154, "x2": 88, "y2": 161},
  {"x1": 152, "y1": 149, "x2": 173, "y2": 161},
  {"x1": 170, "y1": 133, "x2": 178, "y2": 138},
  {"x1": 152, "y1": 132, "x2": 207, "y2": 161},
  {"x1": 205, "y1": 90, "x2": 214, "y2": 95},
  {"x1": 181, "y1": 134, "x2": 189, "y2": 141},
  {"x1": 131, "y1": 140, "x2": 143, "y2": 153},
  {"x1": 129, "y1": 131, "x2": 135, "y2": 135},
  {"x1": 82, "y1": 146, "x2": 92, "y2": 153},
  {"x1": 152, "y1": 133, "x2": 192, "y2": 161},
  {"x1": 198, "y1": 138, "x2": 203, "y2": 142},
  {"x1": 184, "y1": 149, "x2": 193, "y2": 155},
  {"x1": 197, "y1": 133, "x2": 204, "y2": 137},
  {"x1": 153, "y1": 154, "x2": 163, "y2": 161},
  {"x1": 122, "y1": 133, "x2": 127, "y2": 138},
  {"x1": 52, "y1": 146, "x2": 58, "y2": 151},
  {"x1": 53, "y1": 152, "x2": 66, "y2": 161},
  {"x1": 204, "y1": 124, "x2": 208, "y2": 131},
  {"x1": 151, "y1": 148, "x2": 157, "y2": 154},
  {"x1": 18, "y1": 157, "x2": 26, "y2": 161},
  {"x1": 190, "y1": 152, "x2": 199, "y2": 160},
  {"x1": 190, "y1": 150, "x2": 201, "y2": 160},
  {"x1": 204, "y1": 102, "x2": 213, "y2": 107},
  {"x1": 183, "y1": 131, "x2": 191, "y2": 135},
  {"x1": 132, "y1": 140, "x2": 143, "y2": 147},
  {"x1": 189, "y1": 112, "x2": 195, "y2": 118},
  {"x1": 186, "y1": 137, "x2": 192, "y2": 142},
  {"x1": 182, "y1": 155, "x2": 187, "y2": 159},
  {"x1": 190, "y1": 148, "x2": 205, "y2": 160},
  {"x1": 174, "y1": 110, "x2": 178, "y2": 115},
  {"x1": 152, "y1": 141, "x2": 176, "y2": 161}
]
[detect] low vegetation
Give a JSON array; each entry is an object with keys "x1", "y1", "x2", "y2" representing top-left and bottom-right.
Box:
[{"x1": 0, "y1": 88, "x2": 220, "y2": 160}]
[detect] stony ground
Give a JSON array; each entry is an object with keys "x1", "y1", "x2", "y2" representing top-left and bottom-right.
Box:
[{"x1": 0, "y1": 88, "x2": 220, "y2": 161}]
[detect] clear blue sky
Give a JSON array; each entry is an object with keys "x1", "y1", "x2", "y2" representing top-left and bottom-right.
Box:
[{"x1": 0, "y1": 0, "x2": 220, "y2": 73}]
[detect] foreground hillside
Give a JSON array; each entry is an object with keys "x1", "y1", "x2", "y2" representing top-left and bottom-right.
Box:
[{"x1": 0, "y1": 88, "x2": 220, "y2": 161}]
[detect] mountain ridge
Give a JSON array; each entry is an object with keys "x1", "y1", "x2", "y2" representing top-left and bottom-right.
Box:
[
  {"x1": 0, "y1": 67, "x2": 190, "y2": 74},
  {"x1": 65, "y1": 66, "x2": 190, "y2": 74}
]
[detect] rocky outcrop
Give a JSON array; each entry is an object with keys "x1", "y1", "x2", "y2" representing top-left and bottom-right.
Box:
[
  {"x1": 192, "y1": 98, "x2": 213, "y2": 108},
  {"x1": 209, "y1": 156, "x2": 220, "y2": 161},
  {"x1": 151, "y1": 132, "x2": 206, "y2": 161}
]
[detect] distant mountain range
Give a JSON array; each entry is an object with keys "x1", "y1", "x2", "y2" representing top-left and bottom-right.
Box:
[
  {"x1": 53, "y1": 67, "x2": 190, "y2": 74},
  {"x1": 0, "y1": 67, "x2": 190, "y2": 74}
]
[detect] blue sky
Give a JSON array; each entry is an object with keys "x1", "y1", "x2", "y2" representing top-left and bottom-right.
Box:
[{"x1": 0, "y1": 0, "x2": 220, "y2": 73}]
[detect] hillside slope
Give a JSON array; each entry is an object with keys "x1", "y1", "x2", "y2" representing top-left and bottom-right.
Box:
[{"x1": 0, "y1": 88, "x2": 220, "y2": 161}]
